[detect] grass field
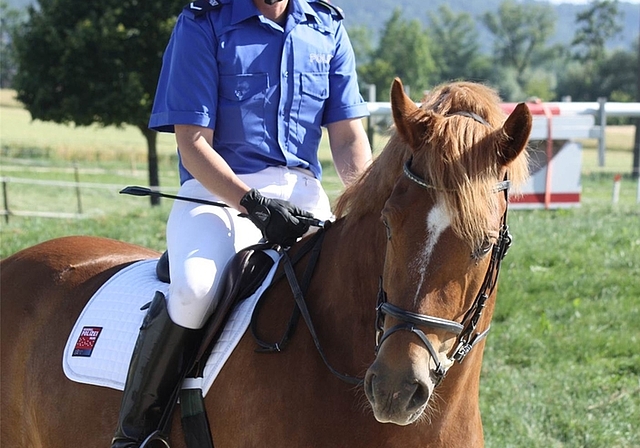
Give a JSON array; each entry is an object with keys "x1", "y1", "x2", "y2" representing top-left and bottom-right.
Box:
[{"x1": 1, "y1": 90, "x2": 639, "y2": 447}]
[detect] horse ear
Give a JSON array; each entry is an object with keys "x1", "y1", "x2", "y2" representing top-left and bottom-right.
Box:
[
  {"x1": 498, "y1": 102, "x2": 532, "y2": 165},
  {"x1": 390, "y1": 77, "x2": 429, "y2": 151}
]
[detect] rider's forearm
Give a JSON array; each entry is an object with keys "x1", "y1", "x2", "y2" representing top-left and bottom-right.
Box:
[
  {"x1": 175, "y1": 124, "x2": 251, "y2": 213},
  {"x1": 327, "y1": 119, "x2": 373, "y2": 186}
]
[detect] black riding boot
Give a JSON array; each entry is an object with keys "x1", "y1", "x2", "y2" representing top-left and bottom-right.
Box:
[{"x1": 111, "y1": 291, "x2": 201, "y2": 448}]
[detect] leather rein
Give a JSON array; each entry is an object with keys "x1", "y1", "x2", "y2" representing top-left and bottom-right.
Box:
[
  {"x1": 252, "y1": 111, "x2": 514, "y2": 387},
  {"x1": 250, "y1": 225, "x2": 365, "y2": 386}
]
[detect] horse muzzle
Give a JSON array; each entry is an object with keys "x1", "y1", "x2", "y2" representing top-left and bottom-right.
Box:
[{"x1": 364, "y1": 360, "x2": 434, "y2": 426}]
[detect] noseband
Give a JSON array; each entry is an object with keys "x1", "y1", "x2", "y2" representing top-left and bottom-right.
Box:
[
  {"x1": 253, "y1": 112, "x2": 513, "y2": 388},
  {"x1": 375, "y1": 122, "x2": 513, "y2": 383}
]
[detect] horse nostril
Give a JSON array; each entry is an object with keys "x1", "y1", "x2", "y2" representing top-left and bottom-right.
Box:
[
  {"x1": 407, "y1": 381, "x2": 429, "y2": 412},
  {"x1": 364, "y1": 371, "x2": 377, "y2": 403}
]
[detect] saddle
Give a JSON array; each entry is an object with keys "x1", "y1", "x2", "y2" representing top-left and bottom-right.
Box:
[
  {"x1": 154, "y1": 243, "x2": 280, "y2": 448},
  {"x1": 155, "y1": 243, "x2": 278, "y2": 366}
]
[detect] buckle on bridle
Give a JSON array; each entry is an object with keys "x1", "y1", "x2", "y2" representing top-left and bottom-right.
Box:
[{"x1": 452, "y1": 342, "x2": 473, "y2": 363}]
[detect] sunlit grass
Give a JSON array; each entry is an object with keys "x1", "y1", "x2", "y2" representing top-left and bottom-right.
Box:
[
  {"x1": 482, "y1": 204, "x2": 639, "y2": 447},
  {"x1": 1, "y1": 90, "x2": 639, "y2": 447}
]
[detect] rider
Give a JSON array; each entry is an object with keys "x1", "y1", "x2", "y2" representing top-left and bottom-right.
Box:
[{"x1": 111, "y1": 0, "x2": 372, "y2": 445}]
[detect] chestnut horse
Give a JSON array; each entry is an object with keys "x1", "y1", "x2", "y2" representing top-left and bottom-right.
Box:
[{"x1": 1, "y1": 78, "x2": 531, "y2": 447}]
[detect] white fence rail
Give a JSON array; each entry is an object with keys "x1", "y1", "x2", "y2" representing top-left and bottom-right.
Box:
[{"x1": 366, "y1": 100, "x2": 640, "y2": 167}]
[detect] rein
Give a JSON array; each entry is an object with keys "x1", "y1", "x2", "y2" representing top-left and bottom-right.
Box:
[
  {"x1": 376, "y1": 157, "x2": 513, "y2": 383},
  {"x1": 250, "y1": 225, "x2": 364, "y2": 386},
  {"x1": 250, "y1": 111, "x2": 513, "y2": 386}
]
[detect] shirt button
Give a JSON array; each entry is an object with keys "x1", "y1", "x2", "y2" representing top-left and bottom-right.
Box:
[{"x1": 283, "y1": 71, "x2": 289, "y2": 77}]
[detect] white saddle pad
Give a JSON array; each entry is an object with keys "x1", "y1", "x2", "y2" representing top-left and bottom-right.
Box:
[{"x1": 63, "y1": 249, "x2": 281, "y2": 397}]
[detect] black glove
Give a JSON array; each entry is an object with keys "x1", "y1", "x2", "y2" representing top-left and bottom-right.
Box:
[{"x1": 240, "y1": 189, "x2": 313, "y2": 247}]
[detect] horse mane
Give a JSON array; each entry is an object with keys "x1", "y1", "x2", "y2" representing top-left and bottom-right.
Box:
[{"x1": 335, "y1": 81, "x2": 529, "y2": 249}]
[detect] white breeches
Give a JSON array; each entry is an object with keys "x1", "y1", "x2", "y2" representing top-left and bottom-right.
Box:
[{"x1": 166, "y1": 166, "x2": 333, "y2": 329}]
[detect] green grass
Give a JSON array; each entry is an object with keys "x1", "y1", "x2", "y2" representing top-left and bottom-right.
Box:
[
  {"x1": 0, "y1": 89, "x2": 179, "y2": 162},
  {"x1": 1, "y1": 91, "x2": 639, "y2": 447},
  {"x1": 481, "y1": 205, "x2": 640, "y2": 447}
]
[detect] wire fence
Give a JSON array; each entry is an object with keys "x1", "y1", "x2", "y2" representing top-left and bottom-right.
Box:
[{"x1": 0, "y1": 164, "x2": 179, "y2": 222}]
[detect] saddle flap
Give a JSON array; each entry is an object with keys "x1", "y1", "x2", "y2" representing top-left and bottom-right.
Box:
[{"x1": 193, "y1": 243, "x2": 279, "y2": 365}]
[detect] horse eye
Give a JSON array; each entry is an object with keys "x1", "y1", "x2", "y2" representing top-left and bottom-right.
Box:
[{"x1": 472, "y1": 239, "x2": 493, "y2": 259}]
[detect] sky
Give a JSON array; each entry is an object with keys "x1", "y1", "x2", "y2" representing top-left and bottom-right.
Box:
[{"x1": 547, "y1": 0, "x2": 640, "y2": 3}]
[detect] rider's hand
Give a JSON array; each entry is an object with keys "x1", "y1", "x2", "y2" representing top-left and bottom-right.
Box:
[{"x1": 240, "y1": 189, "x2": 313, "y2": 247}]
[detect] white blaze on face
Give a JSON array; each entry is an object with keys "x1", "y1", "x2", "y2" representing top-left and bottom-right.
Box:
[{"x1": 411, "y1": 200, "x2": 451, "y2": 305}]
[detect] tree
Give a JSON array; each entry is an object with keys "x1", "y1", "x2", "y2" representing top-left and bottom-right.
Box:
[
  {"x1": 427, "y1": 5, "x2": 491, "y2": 84},
  {"x1": 633, "y1": 35, "x2": 639, "y2": 179},
  {"x1": 0, "y1": 1, "x2": 23, "y2": 88},
  {"x1": 358, "y1": 9, "x2": 435, "y2": 101},
  {"x1": 481, "y1": 0, "x2": 556, "y2": 87},
  {"x1": 556, "y1": 45, "x2": 635, "y2": 102},
  {"x1": 346, "y1": 25, "x2": 374, "y2": 67},
  {"x1": 598, "y1": 49, "x2": 637, "y2": 103},
  {"x1": 12, "y1": 0, "x2": 184, "y2": 205},
  {"x1": 566, "y1": 0, "x2": 623, "y2": 102},
  {"x1": 572, "y1": 0, "x2": 622, "y2": 63},
  {"x1": 345, "y1": 24, "x2": 376, "y2": 97}
]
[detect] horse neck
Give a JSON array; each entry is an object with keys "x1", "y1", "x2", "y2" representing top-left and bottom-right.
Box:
[
  {"x1": 321, "y1": 212, "x2": 386, "y2": 305},
  {"x1": 303, "y1": 212, "x2": 387, "y2": 368}
]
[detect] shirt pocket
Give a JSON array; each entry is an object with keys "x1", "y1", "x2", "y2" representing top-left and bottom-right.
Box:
[
  {"x1": 301, "y1": 72, "x2": 329, "y2": 101},
  {"x1": 299, "y1": 72, "x2": 329, "y2": 130},
  {"x1": 217, "y1": 73, "x2": 268, "y2": 146}
]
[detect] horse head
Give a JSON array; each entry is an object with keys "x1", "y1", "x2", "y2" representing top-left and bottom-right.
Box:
[{"x1": 364, "y1": 78, "x2": 531, "y2": 425}]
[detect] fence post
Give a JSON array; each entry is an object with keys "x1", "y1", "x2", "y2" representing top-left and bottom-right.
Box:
[
  {"x1": 367, "y1": 84, "x2": 377, "y2": 147},
  {"x1": 597, "y1": 97, "x2": 607, "y2": 167},
  {"x1": 74, "y1": 164, "x2": 83, "y2": 215},
  {"x1": 2, "y1": 179, "x2": 10, "y2": 223}
]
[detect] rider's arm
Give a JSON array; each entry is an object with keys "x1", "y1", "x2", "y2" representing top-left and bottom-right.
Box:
[
  {"x1": 326, "y1": 118, "x2": 372, "y2": 187},
  {"x1": 175, "y1": 124, "x2": 251, "y2": 213}
]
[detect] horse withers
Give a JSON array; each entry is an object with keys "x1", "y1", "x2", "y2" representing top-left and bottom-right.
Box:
[{"x1": 1, "y1": 78, "x2": 531, "y2": 447}]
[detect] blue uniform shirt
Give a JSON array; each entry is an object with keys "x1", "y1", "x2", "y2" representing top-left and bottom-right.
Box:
[{"x1": 149, "y1": 0, "x2": 369, "y2": 183}]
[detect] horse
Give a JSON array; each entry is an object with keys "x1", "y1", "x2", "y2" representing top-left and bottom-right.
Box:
[{"x1": 0, "y1": 78, "x2": 531, "y2": 447}]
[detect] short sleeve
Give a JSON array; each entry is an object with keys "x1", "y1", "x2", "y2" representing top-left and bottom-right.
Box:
[
  {"x1": 321, "y1": 22, "x2": 369, "y2": 125},
  {"x1": 149, "y1": 13, "x2": 219, "y2": 133}
]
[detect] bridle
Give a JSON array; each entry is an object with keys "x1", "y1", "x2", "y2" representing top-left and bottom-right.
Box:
[
  {"x1": 375, "y1": 154, "x2": 513, "y2": 384},
  {"x1": 256, "y1": 152, "x2": 514, "y2": 388},
  {"x1": 252, "y1": 110, "x2": 514, "y2": 388}
]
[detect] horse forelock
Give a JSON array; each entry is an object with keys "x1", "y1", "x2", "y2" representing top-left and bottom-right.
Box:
[
  {"x1": 421, "y1": 82, "x2": 504, "y2": 127},
  {"x1": 335, "y1": 81, "x2": 528, "y2": 250},
  {"x1": 416, "y1": 82, "x2": 528, "y2": 248}
]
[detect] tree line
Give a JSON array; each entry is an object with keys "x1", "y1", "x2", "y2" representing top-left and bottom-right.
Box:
[
  {"x1": 1, "y1": 0, "x2": 638, "y2": 195},
  {"x1": 353, "y1": 1, "x2": 637, "y2": 104}
]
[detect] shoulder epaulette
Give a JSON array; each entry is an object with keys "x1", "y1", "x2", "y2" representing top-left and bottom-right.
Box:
[
  {"x1": 184, "y1": 0, "x2": 223, "y2": 17},
  {"x1": 312, "y1": 0, "x2": 344, "y2": 20}
]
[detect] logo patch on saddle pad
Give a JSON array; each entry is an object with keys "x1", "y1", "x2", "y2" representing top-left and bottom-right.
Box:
[{"x1": 73, "y1": 326, "x2": 103, "y2": 357}]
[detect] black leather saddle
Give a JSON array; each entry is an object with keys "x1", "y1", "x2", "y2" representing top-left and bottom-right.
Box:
[{"x1": 156, "y1": 244, "x2": 279, "y2": 365}]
